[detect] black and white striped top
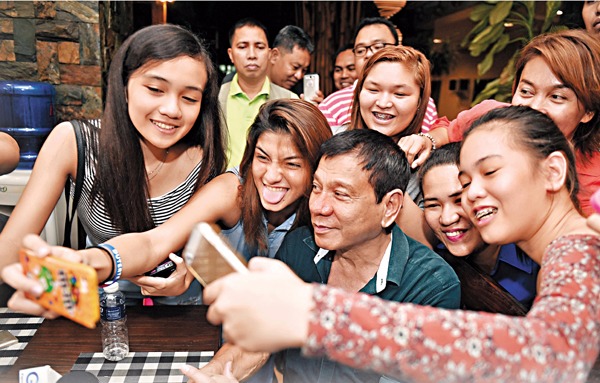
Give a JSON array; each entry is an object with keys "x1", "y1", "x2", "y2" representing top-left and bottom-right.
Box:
[{"x1": 69, "y1": 120, "x2": 202, "y2": 245}]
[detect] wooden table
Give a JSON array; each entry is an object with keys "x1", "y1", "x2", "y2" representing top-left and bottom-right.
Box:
[{"x1": 1, "y1": 305, "x2": 220, "y2": 382}]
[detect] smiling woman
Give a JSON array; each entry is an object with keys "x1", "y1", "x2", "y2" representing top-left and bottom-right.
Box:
[
  {"x1": 0, "y1": 23, "x2": 226, "y2": 305},
  {"x1": 348, "y1": 45, "x2": 436, "y2": 247},
  {"x1": 1, "y1": 98, "x2": 330, "y2": 316},
  {"x1": 409, "y1": 29, "x2": 600, "y2": 216}
]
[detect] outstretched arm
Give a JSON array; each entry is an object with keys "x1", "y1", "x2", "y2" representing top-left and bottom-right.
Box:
[
  {"x1": 80, "y1": 171, "x2": 243, "y2": 282},
  {"x1": 0, "y1": 122, "x2": 77, "y2": 273},
  {"x1": 1, "y1": 172, "x2": 242, "y2": 316}
]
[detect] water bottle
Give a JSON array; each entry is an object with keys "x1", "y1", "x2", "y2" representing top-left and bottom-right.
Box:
[{"x1": 100, "y1": 282, "x2": 129, "y2": 361}]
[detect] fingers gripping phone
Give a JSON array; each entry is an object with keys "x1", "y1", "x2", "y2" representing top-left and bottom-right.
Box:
[
  {"x1": 303, "y1": 73, "x2": 320, "y2": 103},
  {"x1": 19, "y1": 249, "x2": 100, "y2": 329},
  {"x1": 183, "y1": 223, "x2": 248, "y2": 287}
]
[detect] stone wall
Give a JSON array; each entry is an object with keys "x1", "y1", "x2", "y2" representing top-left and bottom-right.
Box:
[{"x1": 0, "y1": 1, "x2": 102, "y2": 122}]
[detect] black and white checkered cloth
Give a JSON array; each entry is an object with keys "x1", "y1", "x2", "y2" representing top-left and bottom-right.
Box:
[
  {"x1": 71, "y1": 351, "x2": 214, "y2": 383},
  {"x1": 0, "y1": 307, "x2": 44, "y2": 372}
]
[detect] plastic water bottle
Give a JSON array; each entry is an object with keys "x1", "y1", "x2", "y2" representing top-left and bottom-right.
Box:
[{"x1": 100, "y1": 282, "x2": 129, "y2": 361}]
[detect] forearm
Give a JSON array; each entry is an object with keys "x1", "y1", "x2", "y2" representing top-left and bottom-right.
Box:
[
  {"x1": 201, "y1": 343, "x2": 269, "y2": 381},
  {"x1": 0, "y1": 133, "x2": 19, "y2": 175},
  {"x1": 426, "y1": 126, "x2": 450, "y2": 149},
  {"x1": 79, "y1": 230, "x2": 184, "y2": 282},
  {"x1": 83, "y1": 172, "x2": 242, "y2": 281},
  {"x1": 304, "y1": 249, "x2": 600, "y2": 383},
  {"x1": 0, "y1": 236, "x2": 21, "y2": 278}
]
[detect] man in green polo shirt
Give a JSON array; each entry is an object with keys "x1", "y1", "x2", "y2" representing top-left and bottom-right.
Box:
[{"x1": 219, "y1": 18, "x2": 298, "y2": 168}]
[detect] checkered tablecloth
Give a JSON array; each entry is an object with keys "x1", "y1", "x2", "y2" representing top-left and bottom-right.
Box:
[
  {"x1": 71, "y1": 351, "x2": 214, "y2": 383},
  {"x1": 0, "y1": 307, "x2": 44, "y2": 372}
]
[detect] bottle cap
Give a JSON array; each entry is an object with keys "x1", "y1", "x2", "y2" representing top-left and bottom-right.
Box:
[{"x1": 103, "y1": 281, "x2": 120, "y2": 294}]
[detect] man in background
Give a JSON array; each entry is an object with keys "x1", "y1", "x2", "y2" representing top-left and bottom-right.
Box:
[
  {"x1": 267, "y1": 25, "x2": 324, "y2": 103},
  {"x1": 219, "y1": 18, "x2": 297, "y2": 168},
  {"x1": 582, "y1": 0, "x2": 600, "y2": 37},
  {"x1": 332, "y1": 43, "x2": 356, "y2": 91}
]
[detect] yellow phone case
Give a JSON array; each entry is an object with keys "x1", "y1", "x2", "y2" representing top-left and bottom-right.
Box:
[{"x1": 20, "y1": 249, "x2": 100, "y2": 329}]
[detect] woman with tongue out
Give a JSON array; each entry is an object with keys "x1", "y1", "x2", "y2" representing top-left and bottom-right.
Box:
[{"x1": 217, "y1": 98, "x2": 332, "y2": 261}]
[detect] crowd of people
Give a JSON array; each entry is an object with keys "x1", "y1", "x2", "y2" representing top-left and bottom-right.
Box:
[{"x1": 0, "y1": 6, "x2": 599, "y2": 383}]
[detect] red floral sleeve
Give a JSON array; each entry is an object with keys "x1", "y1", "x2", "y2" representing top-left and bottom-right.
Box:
[{"x1": 304, "y1": 235, "x2": 600, "y2": 383}]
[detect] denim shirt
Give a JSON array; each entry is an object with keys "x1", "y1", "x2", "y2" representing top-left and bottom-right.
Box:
[
  {"x1": 221, "y1": 213, "x2": 296, "y2": 261},
  {"x1": 219, "y1": 212, "x2": 297, "y2": 383}
]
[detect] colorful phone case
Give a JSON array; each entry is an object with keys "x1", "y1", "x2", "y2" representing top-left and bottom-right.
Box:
[{"x1": 20, "y1": 249, "x2": 100, "y2": 329}]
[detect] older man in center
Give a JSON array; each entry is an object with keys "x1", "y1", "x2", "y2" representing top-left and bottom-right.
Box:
[{"x1": 192, "y1": 129, "x2": 460, "y2": 383}]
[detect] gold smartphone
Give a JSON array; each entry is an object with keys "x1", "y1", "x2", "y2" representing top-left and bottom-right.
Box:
[
  {"x1": 0, "y1": 330, "x2": 18, "y2": 349},
  {"x1": 183, "y1": 222, "x2": 248, "y2": 287}
]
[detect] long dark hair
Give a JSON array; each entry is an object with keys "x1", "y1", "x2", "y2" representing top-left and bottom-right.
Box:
[
  {"x1": 239, "y1": 99, "x2": 332, "y2": 252},
  {"x1": 94, "y1": 24, "x2": 226, "y2": 233}
]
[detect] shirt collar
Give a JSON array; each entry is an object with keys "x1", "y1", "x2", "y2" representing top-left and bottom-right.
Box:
[
  {"x1": 230, "y1": 73, "x2": 271, "y2": 98},
  {"x1": 313, "y1": 232, "x2": 396, "y2": 293},
  {"x1": 496, "y1": 243, "x2": 536, "y2": 273},
  {"x1": 260, "y1": 212, "x2": 296, "y2": 232}
]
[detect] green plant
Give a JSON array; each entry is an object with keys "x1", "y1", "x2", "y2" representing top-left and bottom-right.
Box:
[{"x1": 462, "y1": 1, "x2": 565, "y2": 105}]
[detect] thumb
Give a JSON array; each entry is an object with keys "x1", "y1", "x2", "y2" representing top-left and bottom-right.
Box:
[
  {"x1": 169, "y1": 252, "x2": 184, "y2": 264},
  {"x1": 247, "y1": 257, "x2": 286, "y2": 272}
]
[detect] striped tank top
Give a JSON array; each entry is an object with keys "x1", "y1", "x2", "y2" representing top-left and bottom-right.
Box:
[{"x1": 70, "y1": 120, "x2": 202, "y2": 245}]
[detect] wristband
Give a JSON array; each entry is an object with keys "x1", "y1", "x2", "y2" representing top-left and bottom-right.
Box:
[
  {"x1": 93, "y1": 245, "x2": 115, "y2": 286},
  {"x1": 96, "y1": 243, "x2": 123, "y2": 287},
  {"x1": 418, "y1": 132, "x2": 436, "y2": 151}
]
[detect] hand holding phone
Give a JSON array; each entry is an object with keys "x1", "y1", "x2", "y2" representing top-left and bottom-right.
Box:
[
  {"x1": 183, "y1": 222, "x2": 248, "y2": 286},
  {"x1": 20, "y1": 249, "x2": 100, "y2": 328},
  {"x1": 144, "y1": 257, "x2": 177, "y2": 278}
]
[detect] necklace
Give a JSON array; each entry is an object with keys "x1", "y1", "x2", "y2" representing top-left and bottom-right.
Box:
[{"x1": 147, "y1": 148, "x2": 169, "y2": 180}]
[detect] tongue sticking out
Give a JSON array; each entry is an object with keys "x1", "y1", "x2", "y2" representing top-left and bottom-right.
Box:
[{"x1": 262, "y1": 187, "x2": 287, "y2": 205}]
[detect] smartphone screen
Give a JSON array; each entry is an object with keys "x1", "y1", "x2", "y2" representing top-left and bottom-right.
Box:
[{"x1": 183, "y1": 223, "x2": 248, "y2": 286}]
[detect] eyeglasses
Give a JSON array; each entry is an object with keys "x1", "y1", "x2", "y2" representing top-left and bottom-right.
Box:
[{"x1": 352, "y1": 43, "x2": 395, "y2": 57}]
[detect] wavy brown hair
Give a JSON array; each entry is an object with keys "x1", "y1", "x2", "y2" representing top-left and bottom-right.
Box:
[
  {"x1": 239, "y1": 99, "x2": 332, "y2": 253},
  {"x1": 350, "y1": 45, "x2": 431, "y2": 141},
  {"x1": 513, "y1": 29, "x2": 600, "y2": 159},
  {"x1": 94, "y1": 24, "x2": 226, "y2": 233}
]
